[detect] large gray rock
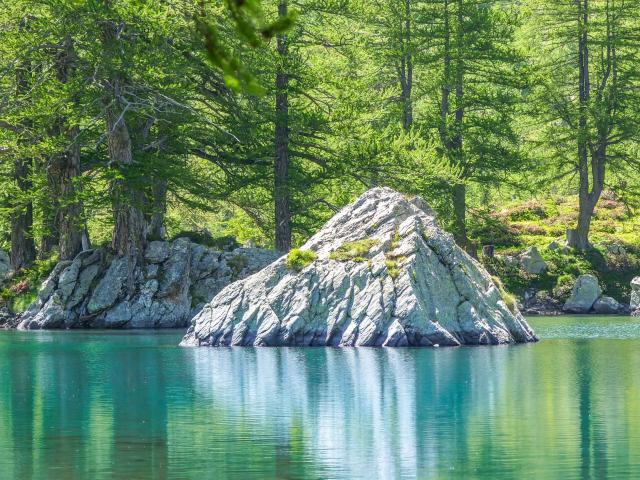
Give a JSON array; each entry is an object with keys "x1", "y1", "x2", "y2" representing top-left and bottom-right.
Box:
[
  {"x1": 631, "y1": 277, "x2": 640, "y2": 312},
  {"x1": 87, "y1": 256, "x2": 129, "y2": 313},
  {"x1": 182, "y1": 188, "x2": 537, "y2": 348},
  {"x1": 17, "y1": 241, "x2": 279, "y2": 330},
  {"x1": 592, "y1": 296, "x2": 621, "y2": 314},
  {"x1": 519, "y1": 246, "x2": 548, "y2": 275},
  {"x1": 563, "y1": 274, "x2": 602, "y2": 313}
]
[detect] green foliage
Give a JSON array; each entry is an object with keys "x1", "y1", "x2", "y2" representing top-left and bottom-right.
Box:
[
  {"x1": 553, "y1": 274, "x2": 576, "y2": 301},
  {"x1": 0, "y1": 0, "x2": 638, "y2": 301},
  {"x1": 286, "y1": 249, "x2": 317, "y2": 272},
  {"x1": 198, "y1": 0, "x2": 297, "y2": 93},
  {"x1": 1, "y1": 254, "x2": 59, "y2": 313},
  {"x1": 329, "y1": 239, "x2": 379, "y2": 263}
]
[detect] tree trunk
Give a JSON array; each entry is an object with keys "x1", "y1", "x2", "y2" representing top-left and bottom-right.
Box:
[
  {"x1": 39, "y1": 184, "x2": 59, "y2": 259},
  {"x1": 448, "y1": 0, "x2": 470, "y2": 251},
  {"x1": 55, "y1": 37, "x2": 84, "y2": 261},
  {"x1": 10, "y1": 32, "x2": 36, "y2": 271},
  {"x1": 148, "y1": 179, "x2": 167, "y2": 240},
  {"x1": 399, "y1": 0, "x2": 413, "y2": 131},
  {"x1": 101, "y1": 15, "x2": 146, "y2": 276},
  {"x1": 107, "y1": 105, "x2": 146, "y2": 259},
  {"x1": 568, "y1": 0, "x2": 595, "y2": 251},
  {"x1": 57, "y1": 124, "x2": 84, "y2": 260},
  {"x1": 10, "y1": 157, "x2": 36, "y2": 271},
  {"x1": 439, "y1": 0, "x2": 451, "y2": 147},
  {"x1": 274, "y1": 0, "x2": 292, "y2": 252},
  {"x1": 452, "y1": 183, "x2": 468, "y2": 250}
]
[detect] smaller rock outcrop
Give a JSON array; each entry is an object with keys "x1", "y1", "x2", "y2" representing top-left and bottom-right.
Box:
[
  {"x1": 17, "y1": 240, "x2": 279, "y2": 330},
  {"x1": 547, "y1": 240, "x2": 562, "y2": 251},
  {"x1": 592, "y1": 296, "x2": 622, "y2": 315},
  {"x1": 563, "y1": 274, "x2": 602, "y2": 313},
  {"x1": 519, "y1": 246, "x2": 548, "y2": 275},
  {"x1": 521, "y1": 289, "x2": 563, "y2": 316},
  {"x1": 631, "y1": 277, "x2": 640, "y2": 316},
  {"x1": 0, "y1": 307, "x2": 17, "y2": 329}
]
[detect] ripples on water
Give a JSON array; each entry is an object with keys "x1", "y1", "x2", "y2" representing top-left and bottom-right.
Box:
[{"x1": 0, "y1": 316, "x2": 640, "y2": 479}]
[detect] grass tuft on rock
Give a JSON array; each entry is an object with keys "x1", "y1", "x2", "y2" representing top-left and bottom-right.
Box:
[
  {"x1": 329, "y1": 239, "x2": 379, "y2": 263},
  {"x1": 286, "y1": 249, "x2": 317, "y2": 272},
  {"x1": 385, "y1": 259, "x2": 400, "y2": 279},
  {"x1": 492, "y1": 275, "x2": 517, "y2": 313}
]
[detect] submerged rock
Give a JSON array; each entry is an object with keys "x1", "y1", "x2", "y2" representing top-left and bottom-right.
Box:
[
  {"x1": 563, "y1": 274, "x2": 602, "y2": 313},
  {"x1": 182, "y1": 188, "x2": 537, "y2": 347},
  {"x1": 17, "y1": 241, "x2": 279, "y2": 330}
]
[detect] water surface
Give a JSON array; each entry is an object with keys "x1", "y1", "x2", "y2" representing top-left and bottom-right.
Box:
[{"x1": 1, "y1": 316, "x2": 640, "y2": 479}]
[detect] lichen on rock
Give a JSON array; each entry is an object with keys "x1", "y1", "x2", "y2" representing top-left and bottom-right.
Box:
[{"x1": 181, "y1": 188, "x2": 537, "y2": 348}]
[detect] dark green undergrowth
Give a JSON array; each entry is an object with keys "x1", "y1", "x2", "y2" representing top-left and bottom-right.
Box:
[
  {"x1": 483, "y1": 246, "x2": 640, "y2": 303},
  {"x1": 170, "y1": 231, "x2": 240, "y2": 251},
  {"x1": 1, "y1": 254, "x2": 59, "y2": 313},
  {"x1": 471, "y1": 195, "x2": 639, "y2": 302}
]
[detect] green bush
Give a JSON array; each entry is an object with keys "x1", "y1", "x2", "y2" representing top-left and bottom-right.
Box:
[
  {"x1": 467, "y1": 212, "x2": 521, "y2": 248},
  {"x1": 552, "y1": 274, "x2": 575, "y2": 300},
  {"x1": 505, "y1": 202, "x2": 548, "y2": 221},
  {"x1": 384, "y1": 259, "x2": 400, "y2": 279},
  {"x1": 171, "y1": 231, "x2": 240, "y2": 250},
  {"x1": 286, "y1": 249, "x2": 317, "y2": 272}
]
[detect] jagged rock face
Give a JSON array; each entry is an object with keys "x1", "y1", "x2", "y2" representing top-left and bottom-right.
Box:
[
  {"x1": 0, "y1": 307, "x2": 17, "y2": 328},
  {"x1": 17, "y1": 240, "x2": 279, "y2": 330},
  {"x1": 563, "y1": 274, "x2": 602, "y2": 313},
  {"x1": 631, "y1": 277, "x2": 640, "y2": 315},
  {"x1": 0, "y1": 250, "x2": 10, "y2": 282},
  {"x1": 182, "y1": 188, "x2": 537, "y2": 348}
]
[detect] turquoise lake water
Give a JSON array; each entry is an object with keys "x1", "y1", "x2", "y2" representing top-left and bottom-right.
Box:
[{"x1": 1, "y1": 316, "x2": 639, "y2": 479}]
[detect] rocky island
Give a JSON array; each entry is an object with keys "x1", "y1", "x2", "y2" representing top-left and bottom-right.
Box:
[
  {"x1": 181, "y1": 188, "x2": 537, "y2": 347},
  {"x1": 15, "y1": 241, "x2": 279, "y2": 329}
]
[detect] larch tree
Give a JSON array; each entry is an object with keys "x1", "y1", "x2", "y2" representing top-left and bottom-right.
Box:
[
  {"x1": 420, "y1": 0, "x2": 525, "y2": 252},
  {"x1": 525, "y1": 0, "x2": 640, "y2": 250}
]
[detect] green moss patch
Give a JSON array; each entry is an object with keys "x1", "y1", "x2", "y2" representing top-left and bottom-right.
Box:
[
  {"x1": 286, "y1": 249, "x2": 317, "y2": 272},
  {"x1": 491, "y1": 275, "x2": 517, "y2": 313},
  {"x1": 329, "y1": 239, "x2": 379, "y2": 263}
]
